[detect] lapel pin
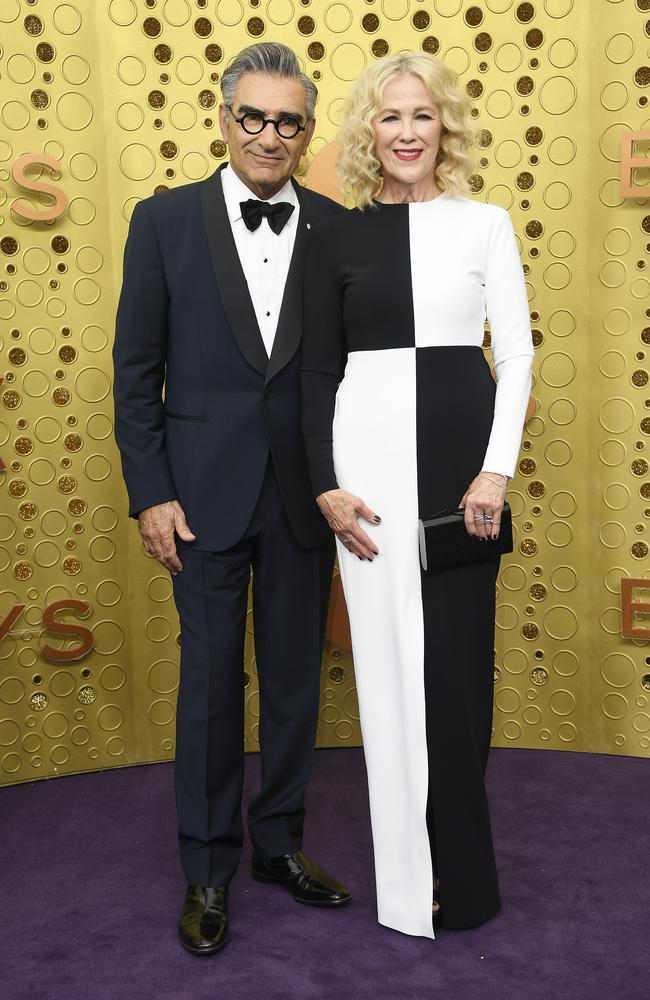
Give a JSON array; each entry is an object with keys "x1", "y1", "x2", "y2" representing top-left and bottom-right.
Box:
[{"x1": 306, "y1": 222, "x2": 311, "y2": 230}]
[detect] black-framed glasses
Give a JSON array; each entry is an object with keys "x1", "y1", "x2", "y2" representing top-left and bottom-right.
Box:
[{"x1": 227, "y1": 105, "x2": 306, "y2": 140}]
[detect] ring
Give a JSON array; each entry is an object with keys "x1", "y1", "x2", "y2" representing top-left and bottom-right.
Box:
[
  {"x1": 339, "y1": 536, "x2": 351, "y2": 544},
  {"x1": 473, "y1": 515, "x2": 485, "y2": 521}
]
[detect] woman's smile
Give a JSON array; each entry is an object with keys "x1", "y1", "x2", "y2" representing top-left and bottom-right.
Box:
[{"x1": 393, "y1": 148, "x2": 423, "y2": 161}]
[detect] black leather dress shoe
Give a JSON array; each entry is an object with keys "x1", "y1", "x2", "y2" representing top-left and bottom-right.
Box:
[
  {"x1": 178, "y1": 884, "x2": 230, "y2": 956},
  {"x1": 251, "y1": 850, "x2": 351, "y2": 907}
]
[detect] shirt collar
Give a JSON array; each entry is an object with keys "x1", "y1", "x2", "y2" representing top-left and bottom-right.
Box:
[{"x1": 221, "y1": 164, "x2": 298, "y2": 228}]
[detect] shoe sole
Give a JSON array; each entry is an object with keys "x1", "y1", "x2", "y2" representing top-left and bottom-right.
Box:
[
  {"x1": 252, "y1": 870, "x2": 351, "y2": 907},
  {"x1": 179, "y1": 929, "x2": 231, "y2": 956}
]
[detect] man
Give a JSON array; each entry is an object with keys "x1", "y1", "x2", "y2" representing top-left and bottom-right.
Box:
[{"x1": 113, "y1": 42, "x2": 348, "y2": 957}]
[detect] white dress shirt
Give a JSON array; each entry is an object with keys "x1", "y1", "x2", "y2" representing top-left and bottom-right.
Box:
[{"x1": 221, "y1": 164, "x2": 300, "y2": 357}]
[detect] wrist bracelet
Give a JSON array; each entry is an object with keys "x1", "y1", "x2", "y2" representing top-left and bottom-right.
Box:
[{"x1": 480, "y1": 472, "x2": 508, "y2": 488}]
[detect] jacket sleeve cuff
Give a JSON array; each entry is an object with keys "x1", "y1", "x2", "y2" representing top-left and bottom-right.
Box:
[{"x1": 124, "y1": 465, "x2": 178, "y2": 519}]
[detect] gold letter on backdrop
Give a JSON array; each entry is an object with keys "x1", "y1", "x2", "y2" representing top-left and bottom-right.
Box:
[
  {"x1": 10, "y1": 153, "x2": 68, "y2": 222},
  {"x1": 0, "y1": 604, "x2": 27, "y2": 642},
  {"x1": 620, "y1": 131, "x2": 650, "y2": 198},
  {"x1": 621, "y1": 579, "x2": 650, "y2": 640},
  {"x1": 41, "y1": 600, "x2": 94, "y2": 662},
  {"x1": 0, "y1": 602, "x2": 93, "y2": 660}
]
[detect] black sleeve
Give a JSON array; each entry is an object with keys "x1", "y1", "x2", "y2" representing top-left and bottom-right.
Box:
[
  {"x1": 301, "y1": 223, "x2": 347, "y2": 497},
  {"x1": 112, "y1": 200, "x2": 177, "y2": 518}
]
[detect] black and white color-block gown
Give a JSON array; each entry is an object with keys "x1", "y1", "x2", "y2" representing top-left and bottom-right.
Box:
[{"x1": 301, "y1": 194, "x2": 534, "y2": 938}]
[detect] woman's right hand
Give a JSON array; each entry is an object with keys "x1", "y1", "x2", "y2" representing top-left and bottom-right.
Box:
[{"x1": 316, "y1": 489, "x2": 380, "y2": 561}]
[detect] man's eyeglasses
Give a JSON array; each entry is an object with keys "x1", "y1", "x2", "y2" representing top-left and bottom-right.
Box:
[{"x1": 227, "y1": 106, "x2": 306, "y2": 140}]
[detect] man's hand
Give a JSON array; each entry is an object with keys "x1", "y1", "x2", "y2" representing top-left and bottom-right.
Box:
[
  {"x1": 316, "y1": 489, "x2": 380, "y2": 561},
  {"x1": 138, "y1": 500, "x2": 196, "y2": 574}
]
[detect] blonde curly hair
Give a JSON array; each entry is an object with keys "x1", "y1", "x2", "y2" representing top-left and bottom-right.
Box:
[{"x1": 337, "y1": 52, "x2": 479, "y2": 209}]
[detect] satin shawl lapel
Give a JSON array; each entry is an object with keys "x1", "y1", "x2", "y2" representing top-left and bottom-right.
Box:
[
  {"x1": 200, "y1": 165, "x2": 268, "y2": 377},
  {"x1": 265, "y1": 178, "x2": 312, "y2": 386}
]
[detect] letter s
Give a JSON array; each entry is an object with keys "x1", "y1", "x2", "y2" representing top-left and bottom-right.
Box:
[
  {"x1": 41, "y1": 599, "x2": 94, "y2": 661},
  {"x1": 11, "y1": 153, "x2": 68, "y2": 222}
]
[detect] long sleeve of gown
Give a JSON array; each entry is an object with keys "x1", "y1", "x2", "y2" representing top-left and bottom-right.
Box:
[
  {"x1": 481, "y1": 208, "x2": 534, "y2": 479},
  {"x1": 301, "y1": 224, "x2": 346, "y2": 497}
]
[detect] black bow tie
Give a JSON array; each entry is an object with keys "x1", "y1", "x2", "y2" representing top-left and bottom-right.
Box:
[{"x1": 240, "y1": 199, "x2": 295, "y2": 235}]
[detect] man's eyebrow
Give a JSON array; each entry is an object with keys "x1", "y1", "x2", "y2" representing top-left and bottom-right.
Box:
[{"x1": 237, "y1": 104, "x2": 304, "y2": 122}]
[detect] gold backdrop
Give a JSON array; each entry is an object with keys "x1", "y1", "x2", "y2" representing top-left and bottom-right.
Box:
[{"x1": 1, "y1": 0, "x2": 650, "y2": 787}]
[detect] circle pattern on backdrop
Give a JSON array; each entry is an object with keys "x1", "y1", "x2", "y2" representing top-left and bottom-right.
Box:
[{"x1": 0, "y1": 0, "x2": 646, "y2": 784}]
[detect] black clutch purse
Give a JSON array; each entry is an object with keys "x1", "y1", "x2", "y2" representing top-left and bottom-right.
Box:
[{"x1": 418, "y1": 502, "x2": 513, "y2": 572}]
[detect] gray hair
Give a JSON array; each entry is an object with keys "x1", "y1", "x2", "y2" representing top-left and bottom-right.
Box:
[{"x1": 221, "y1": 42, "x2": 317, "y2": 120}]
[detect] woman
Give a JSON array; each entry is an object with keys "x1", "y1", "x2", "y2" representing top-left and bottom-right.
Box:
[{"x1": 301, "y1": 52, "x2": 533, "y2": 939}]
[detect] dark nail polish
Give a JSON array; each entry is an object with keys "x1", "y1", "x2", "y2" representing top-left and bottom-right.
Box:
[
  {"x1": 374, "y1": 515, "x2": 381, "y2": 523},
  {"x1": 358, "y1": 555, "x2": 364, "y2": 561}
]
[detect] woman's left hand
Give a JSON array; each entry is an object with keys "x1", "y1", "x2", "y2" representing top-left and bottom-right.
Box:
[{"x1": 459, "y1": 471, "x2": 507, "y2": 540}]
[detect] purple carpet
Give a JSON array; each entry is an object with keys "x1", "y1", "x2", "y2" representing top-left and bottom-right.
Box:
[{"x1": 1, "y1": 747, "x2": 647, "y2": 1000}]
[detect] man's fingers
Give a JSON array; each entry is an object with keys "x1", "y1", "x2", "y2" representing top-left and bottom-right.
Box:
[
  {"x1": 158, "y1": 531, "x2": 181, "y2": 566},
  {"x1": 142, "y1": 529, "x2": 183, "y2": 573},
  {"x1": 159, "y1": 535, "x2": 182, "y2": 573},
  {"x1": 173, "y1": 505, "x2": 196, "y2": 542},
  {"x1": 153, "y1": 552, "x2": 181, "y2": 574},
  {"x1": 139, "y1": 502, "x2": 194, "y2": 572}
]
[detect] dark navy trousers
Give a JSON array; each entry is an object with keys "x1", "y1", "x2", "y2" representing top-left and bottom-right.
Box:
[{"x1": 172, "y1": 459, "x2": 333, "y2": 886}]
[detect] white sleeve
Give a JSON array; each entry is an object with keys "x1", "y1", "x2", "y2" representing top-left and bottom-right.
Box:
[{"x1": 481, "y1": 207, "x2": 534, "y2": 479}]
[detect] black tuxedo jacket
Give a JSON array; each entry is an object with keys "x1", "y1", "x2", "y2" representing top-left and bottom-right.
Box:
[{"x1": 113, "y1": 164, "x2": 343, "y2": 550}]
